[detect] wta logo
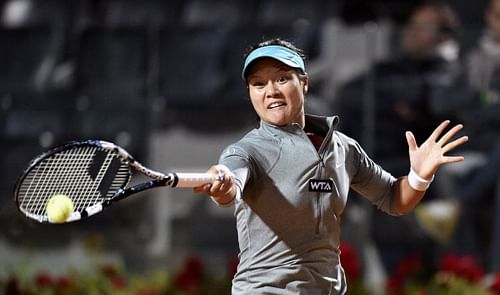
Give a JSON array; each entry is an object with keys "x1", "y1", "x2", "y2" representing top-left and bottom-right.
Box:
[{"x1": 308, "y1": 179, "x2": 334, "y2": 192}]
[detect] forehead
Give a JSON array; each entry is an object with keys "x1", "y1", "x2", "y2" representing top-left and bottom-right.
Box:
[
  {"x1": 410, "y1": 7, "x2": 442, "y2": 24},
  {"x1": 490, "y1": 0, "x2": 500, "y2": 13},
  {"x1": 246, "y1": 58, "x2": 294, "y2": 77}
]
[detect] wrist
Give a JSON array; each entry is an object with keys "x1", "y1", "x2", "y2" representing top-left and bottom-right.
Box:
[
  {"x1": 210, "y1": 190, "x2": 237, "y2": 207},
  {"x1": 408, "y1": 168, "x2": 434, "y2": 191}
]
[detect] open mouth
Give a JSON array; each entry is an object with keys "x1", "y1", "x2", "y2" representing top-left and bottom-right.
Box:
[{"x1": 268, "y1": 102, "x2": 286, "y2": 109}]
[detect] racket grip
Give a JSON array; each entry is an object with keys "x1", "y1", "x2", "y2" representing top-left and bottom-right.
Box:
[{"x1": 171, "y1": 172, "x2": 223, "y2": 188}]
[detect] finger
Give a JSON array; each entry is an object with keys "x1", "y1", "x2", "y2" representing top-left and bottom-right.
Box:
[
  {"x1": 223, "y1": 176, "x2": 235, "y2": 193},
  {"x1": 210, "y1": 180, "x2": 223, "y2": 194},
  {"x1": 443, "y1": 135, "x2": 469, "y2": 153},
  {"x1": 221, "y1": 176, "x2": 235, "y2": 194},
  {"x1": 193, "y1": 186, "x2": 204, "y2": 193},
  {"x1": 193, "y1": 183, "x2": 212, "y2": 194},
  {"x1": 217, "y1": 174, "x2": 231, "y2": 187},
  {"x1": 212, "y1": 176, "x2": 233, "y2": 193},
  {"x1": 405, "y1": 131, "x2": 418, "y2": 151},
  {"x1": 438, "y1": 124, "x2": 463, "y2": 146},
  {"x1": 429, "y1": 120, "x2": 450, "y2": 142},
  {"x1": 442, "y1": 155, "x2": 465, "y2": 164}
]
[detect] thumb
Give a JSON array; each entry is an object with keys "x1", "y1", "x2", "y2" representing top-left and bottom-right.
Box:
[{"x1": 405, "y1": 131, "x2": 417, "y2": 151}]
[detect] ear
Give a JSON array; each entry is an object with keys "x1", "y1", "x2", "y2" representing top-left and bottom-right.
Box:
[{"x1": 301, "y1": 78, "x2": 309, "y2": 95}]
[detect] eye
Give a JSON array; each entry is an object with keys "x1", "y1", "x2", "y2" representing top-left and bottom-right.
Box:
[
  {"x1": 250, "y1": 80, "x2": 264, "y2": 88},
  {"x1": 248, "y1": 79, "x2": 264, "y2": 87},
  {"x1": 277, "y1": 76, "x2": 288, "y2": 83}
]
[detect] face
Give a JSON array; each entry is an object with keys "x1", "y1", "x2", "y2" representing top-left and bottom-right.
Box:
[
  {"x1": 246, "y1": 58, "x2": 308, "y2": 128},
  {"x1": 487, "y1": 0, "x2": 500, "y2": 41},
  {"x1": 401, "y1": 6, "x2": 444, "y2": 58}
]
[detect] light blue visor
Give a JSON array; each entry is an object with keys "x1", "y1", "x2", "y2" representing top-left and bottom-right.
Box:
[{"x1": 241, "y1": 45, "x2": 305, "y2": 80}]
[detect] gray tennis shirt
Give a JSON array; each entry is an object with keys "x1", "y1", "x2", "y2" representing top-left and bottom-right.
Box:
[{"x1": 219, "y1": 115, "x2": 400, "y2": 295}]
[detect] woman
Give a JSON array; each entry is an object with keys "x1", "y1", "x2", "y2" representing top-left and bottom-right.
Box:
[{"x1": 194, "y1": 38, "x2": 468, "y2": 294}]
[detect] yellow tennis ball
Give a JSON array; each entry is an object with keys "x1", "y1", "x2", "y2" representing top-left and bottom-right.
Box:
[{"x1": 46, "y1": 194, "x2": 74, "y2": 223}]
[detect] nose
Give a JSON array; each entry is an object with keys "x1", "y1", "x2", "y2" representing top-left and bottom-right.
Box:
[{"x1": 265, "y1": 81, "x2": 280, "y2": 97}]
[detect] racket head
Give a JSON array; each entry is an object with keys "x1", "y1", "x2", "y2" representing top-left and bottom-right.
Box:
[{"x1": 13, "y1": 140, "x2": 132, "y2": 223}]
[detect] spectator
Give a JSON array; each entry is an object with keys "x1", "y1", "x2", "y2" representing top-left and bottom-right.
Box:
[
  {"x1": 448, "y1": 0, "x2": 500, "y2": 271},
  {"x1": 335, "y1": 1, "x2": 474, "y2": 276}
]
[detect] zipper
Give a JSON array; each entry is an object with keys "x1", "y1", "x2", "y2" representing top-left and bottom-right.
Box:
[
  {"x1": 302, "y1": 124, "x2": 335, "y2": 236},
  {"x1": 315, "y1": 160, "x2": 326, "y2": 235},
  {"x1": 300, "y1": 129, "x2": 328, "y2": 236}
]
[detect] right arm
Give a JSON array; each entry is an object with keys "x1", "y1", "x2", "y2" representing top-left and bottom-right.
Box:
[
  {"x1": 194, "y1": 144, "x2": 253, "y2": 207},
  {"x1": 193, "y1": 164, "x2": 237, "y2": 206}
]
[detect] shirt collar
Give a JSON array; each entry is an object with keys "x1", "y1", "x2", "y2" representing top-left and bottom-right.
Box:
[{"x1": 259, "y1": 115, "x2": 339, "y2": 137}]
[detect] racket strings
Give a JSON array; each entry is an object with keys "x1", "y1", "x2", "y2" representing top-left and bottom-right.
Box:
[
  {"x1": 17, "y1": 146, "x2": 129, "y2": 217},
  {"x1": 19, "y1": 147, "x2": 95, "y2": 215},
  {"x1": 20, "y1": 150, "x2": 81, "y2": 215},
  {"x1": 108, "y1": 165, "x2": 130, "y2": 198},
  {"x1": 68, "y1": 147, "x2": 102, "y2": 212}
]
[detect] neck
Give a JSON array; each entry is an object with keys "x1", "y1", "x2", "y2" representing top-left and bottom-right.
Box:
[{"x1": 295, "y1": 112, "x2": 306, "y2": 129}]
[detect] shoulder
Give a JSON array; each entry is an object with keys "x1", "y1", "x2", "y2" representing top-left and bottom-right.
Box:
[
  {"x1": 331, "y1": 130, "x2": 366, "y2": 157},
  {"x1": 221, "y1": 128, "x2": 280, "y2": 159},
  {"x1": 332, "y1": 130, "x2": 351, "y2": 145}
]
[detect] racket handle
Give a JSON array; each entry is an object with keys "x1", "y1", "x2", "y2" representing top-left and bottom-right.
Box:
[{"x1": 170, "y1": 172, "x2": 223, "y2": 188}]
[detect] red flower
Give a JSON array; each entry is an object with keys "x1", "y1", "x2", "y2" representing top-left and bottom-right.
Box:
[
  {"x1": 56, "y1": 276, "x2": 73, "y2": 290},
  {"x1": 490, "y1": 272, "x2": 500, "y2": 295},
  {"x1": 187, "y1": 257, "x2": 204, "y2": 274},
  {"x1": 386, "y1": 255, "x2": 423, "y2": 293},
  {"x1": 35, "y1": 272, "x2": 54, "y2": 288},
  {"x1": 439, "y1": 253, "x2": 485, "y2": 282},
  {"x1": 174, "y1": 256, "x2": 204, "y2": 295},
  {"x1": 136, "y1": 287, "x2": 160, "y2": 295},
  {"x1": 99, "y1": 264, "x2": 127, "y2": 289},
  {"x1": 100, "y1": 264, "x2": 121, "y2": 278},
  {"x1": 111, "y1": 276, "x2": 127, "y2": 289},
  {"x1": 386, "y1": 277, "x2": 400, "y2": 293},
  {"x1": 339, "y1": 242, "x2": 361, "y2": 282}
]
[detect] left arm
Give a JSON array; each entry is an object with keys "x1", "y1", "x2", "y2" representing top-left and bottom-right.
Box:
[{"x1": 393, "y1": 120, "x2": 468, "y2": 214}]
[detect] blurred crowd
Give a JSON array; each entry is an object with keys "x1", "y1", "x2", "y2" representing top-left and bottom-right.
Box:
[{"x1": 330, "y1": 0, "x2": 500, "y2": 278}]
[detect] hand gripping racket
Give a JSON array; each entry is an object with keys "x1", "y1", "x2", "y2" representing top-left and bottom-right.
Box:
[{"x1": 13, "y1": 140, "x2": 220, "y2": 224}]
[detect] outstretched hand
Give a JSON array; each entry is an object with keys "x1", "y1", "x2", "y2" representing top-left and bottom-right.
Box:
[{"x1": 405, "y1": 120, "x2": 468, "y2": 180}]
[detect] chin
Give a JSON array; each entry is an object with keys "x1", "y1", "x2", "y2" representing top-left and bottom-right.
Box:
[{"x1": 263, "y1": 118, "x2": 286, "y2": 126}]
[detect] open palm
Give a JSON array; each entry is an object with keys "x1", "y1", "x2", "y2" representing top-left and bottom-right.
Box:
[{"x1": 406, "y1": 120, "x2": 468, "y2": 180}]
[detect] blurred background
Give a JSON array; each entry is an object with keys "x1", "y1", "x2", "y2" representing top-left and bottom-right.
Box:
[{"x1": 0, "y1": 0, "x2": 499, "y2": 294}]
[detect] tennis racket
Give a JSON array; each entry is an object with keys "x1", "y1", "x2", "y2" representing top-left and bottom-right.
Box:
[{"x1": 13, "y1": 140, "x2": 221, "y2": 224}]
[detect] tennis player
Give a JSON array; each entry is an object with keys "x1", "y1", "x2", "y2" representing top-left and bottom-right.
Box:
[{"x1": 194, "y1": 38, "x2": 468, "y2": 294}]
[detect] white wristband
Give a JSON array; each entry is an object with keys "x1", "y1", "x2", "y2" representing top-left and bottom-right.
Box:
[{"x1": 408, "y1": 168, "x2": 434, "y2": 191}]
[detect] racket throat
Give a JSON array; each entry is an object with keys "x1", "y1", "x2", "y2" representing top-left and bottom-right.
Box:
[{"x1": 110, "y1": 177, "x2": 170, "y2": 204}]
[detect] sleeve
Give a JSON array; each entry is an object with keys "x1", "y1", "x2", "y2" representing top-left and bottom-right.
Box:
[
  {"x1": 345, "y1": 136, "x2": 402, "y2": 216},
  {"x1": 217, "y1": 145, "x2": 253, "y2": 206}
]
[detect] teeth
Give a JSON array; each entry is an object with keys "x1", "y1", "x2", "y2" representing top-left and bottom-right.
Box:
[{"x1": 269, "y1": 102, "x2": 285, "y2": 109}]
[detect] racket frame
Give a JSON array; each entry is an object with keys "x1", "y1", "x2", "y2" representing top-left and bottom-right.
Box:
[{"x1": 13, "y1": 140, "x2": 218, "y2": 223}]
